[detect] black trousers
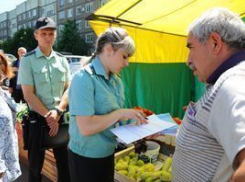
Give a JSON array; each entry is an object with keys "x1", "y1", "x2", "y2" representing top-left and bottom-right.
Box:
[
  {"x1": 28, "y1": 113, "x2": 70, "y2": 182},
  {"x1": 68, "y1": 149, "x2": 114, "y2": 182},
  {"x1": 11, "y1": 89, "x2": 24, "y2": 103}
]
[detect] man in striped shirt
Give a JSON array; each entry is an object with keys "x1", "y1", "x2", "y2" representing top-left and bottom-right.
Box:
[{"x1": 172, "y1": 8, "x2": 245, "y2": 182}]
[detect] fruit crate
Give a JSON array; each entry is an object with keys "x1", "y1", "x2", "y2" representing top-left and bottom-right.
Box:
[{"x1": 114, "y1": 145, "x2": 171, "y2": 182}]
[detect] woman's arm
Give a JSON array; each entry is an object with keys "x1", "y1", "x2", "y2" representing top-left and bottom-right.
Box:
[{"x1": 76, "y1": 108, "x2": 147, "y2": 136}]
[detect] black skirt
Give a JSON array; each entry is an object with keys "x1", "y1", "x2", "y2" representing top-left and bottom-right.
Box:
[{"x1": 68, "y1": 149, "x2": 114, "y2": 182}]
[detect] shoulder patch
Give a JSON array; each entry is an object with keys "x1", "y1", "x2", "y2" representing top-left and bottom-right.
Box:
[
  {"x1": 55, "y1": 51, "x2": 64, "y2": 57},
  {"x1": 24, "y1": 50, "x2": 35, "y2": 57}
]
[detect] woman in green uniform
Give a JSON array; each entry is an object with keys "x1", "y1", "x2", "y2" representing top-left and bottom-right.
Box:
[{"x1": 68, "y1": 27, "x2": 148, "y2": 182}]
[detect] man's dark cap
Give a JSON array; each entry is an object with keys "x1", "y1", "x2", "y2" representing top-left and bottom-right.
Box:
[{"x1": 35, "y1": 17, "x2": 56, "y2": 30}]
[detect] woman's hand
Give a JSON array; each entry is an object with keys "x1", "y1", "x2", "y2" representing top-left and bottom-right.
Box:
[{"x1": 118, "y1": 109, "x2": 148, "y2": 125}]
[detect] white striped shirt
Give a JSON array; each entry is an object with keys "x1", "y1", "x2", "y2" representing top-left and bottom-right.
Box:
[{"x1": 172, "y1": 61, "x2": 245, "y2": 182}]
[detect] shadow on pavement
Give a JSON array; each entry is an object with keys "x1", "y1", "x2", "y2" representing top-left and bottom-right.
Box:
[{"x1": 14, "y1": 161, "x2": 52, "y2": 182}]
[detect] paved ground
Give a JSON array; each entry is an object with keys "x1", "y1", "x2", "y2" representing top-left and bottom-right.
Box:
[{"x1": 14, "y1": 162, "x2": 52, "y2": 182}]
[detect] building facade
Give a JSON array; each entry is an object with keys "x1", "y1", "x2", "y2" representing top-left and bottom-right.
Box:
[{"x1": 0, "y1": 0, "x2": 108, "y2": 48}]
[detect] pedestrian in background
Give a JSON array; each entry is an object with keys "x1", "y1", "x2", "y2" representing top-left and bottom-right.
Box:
[
  {"x1": 0, "y1": 51, "x2": 21, "y2": 182},
  {"x1": 18, "y1": 17, "x2": 71, "y2": 182},
  {"x1": 68, "y1": 27, "x2": 148, "y2": 182},
  {"x1": 172, "y1": 8, "x2": 245, "y2": 182},
  {"x1": 9, "y1": 47, "x2": 27, "y2": 103}
]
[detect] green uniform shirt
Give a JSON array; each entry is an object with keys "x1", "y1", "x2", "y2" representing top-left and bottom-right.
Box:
[
  {"x1": 68, "y1": 57, "x2": 125, "y2": 158},
  {"x1": 17, "y1": 47, "x2": 71, "y2": 110}
]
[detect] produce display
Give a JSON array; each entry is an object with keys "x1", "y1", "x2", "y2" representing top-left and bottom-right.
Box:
[
  {"x1": 133, "y1": 106, "x2": 154, "y2": 117},
  {"x1": 115, "y1": 150, "x2": 172, "y2": 182},
  {"x1": 172, "y1": 117, "x2": 182, "y2": 125},
  {"x1": 16, "y1": 103, "x2": 28, "y2": 121}
]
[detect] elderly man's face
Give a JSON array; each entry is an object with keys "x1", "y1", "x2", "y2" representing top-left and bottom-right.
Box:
[{"x1": 186, "y1": 33, "x2": 214, "y2": 82}]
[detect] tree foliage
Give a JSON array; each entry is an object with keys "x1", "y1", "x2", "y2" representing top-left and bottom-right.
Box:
[
  {"x1": 0, "y1": 28, "x2": 37, "y2": 56},
  {"x1": 56, "y1": 19, "x2": 89, "y2": 55}
]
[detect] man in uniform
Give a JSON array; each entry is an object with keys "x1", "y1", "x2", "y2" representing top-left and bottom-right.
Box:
[{"x1": 18, "y1": 17, "x2": 71, "y2": 182}]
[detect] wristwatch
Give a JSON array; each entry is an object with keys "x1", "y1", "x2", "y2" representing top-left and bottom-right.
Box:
[{"x1": 54, "y1": 107, "x2": 64, "y2": 116}]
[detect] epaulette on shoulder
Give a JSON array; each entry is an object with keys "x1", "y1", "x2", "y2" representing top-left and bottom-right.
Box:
[
  {"x1": 55, "y1": 51, "x2": 64, "y2": 57},
  {"x1": 84, "y1": 64, "x2": 94, "y2": 75},
  {"x1": 24, "y1": 50, "x2": 35, "y2": 57}
]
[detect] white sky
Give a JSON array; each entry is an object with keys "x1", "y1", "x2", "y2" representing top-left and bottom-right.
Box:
[{"x1": 0, "y1": 0, "x2": 26, "y2": 14}]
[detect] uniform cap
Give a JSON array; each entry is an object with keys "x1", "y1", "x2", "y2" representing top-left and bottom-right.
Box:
[{"x1": 35, "y1": 17, "x2": 56, "y2": 30}]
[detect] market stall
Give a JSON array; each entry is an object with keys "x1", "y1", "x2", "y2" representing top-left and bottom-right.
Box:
[
  {"x1": 87, "y1": 0, "x2": 245, "y2": 118},
  {"x1": 16, "y1": 1, "x2": 245, "y2": 181}
]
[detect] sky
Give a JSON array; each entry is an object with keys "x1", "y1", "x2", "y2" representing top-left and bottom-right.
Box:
[{"x1": 0, "y1": 0, "x2": 26, "y2": 14}]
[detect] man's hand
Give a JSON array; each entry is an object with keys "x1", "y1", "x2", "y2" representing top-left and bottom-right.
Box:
[
  {"x1": 8, "y1": 87, "x2": 13, "y2": 93},
  {"x1": 230, "y1": 149, "x2": 245, "y2": 182},
  {"x1": 0, "y1": 172, "x2": 5, "y2": 179},
  {"x1": 45, "y1": 110, "x2": 60, "y2": 136}
]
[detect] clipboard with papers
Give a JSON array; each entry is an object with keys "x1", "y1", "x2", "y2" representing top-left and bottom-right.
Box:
[{"x1": 110, "y1": 113, "x2": 178, "y2": 144}]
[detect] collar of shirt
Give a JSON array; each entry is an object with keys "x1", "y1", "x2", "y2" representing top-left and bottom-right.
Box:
[
  {"x1": 92, "y1": 57, "x2": 116, "y2": 82},
  {"x1": 207, "y1": 50, "x2": 245, "y2": 84},
  {"x1": 35, "y1": 47, "x2": 56, "y2": 60}
]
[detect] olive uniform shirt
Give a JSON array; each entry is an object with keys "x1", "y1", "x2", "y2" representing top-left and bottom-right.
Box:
[{"x1": 17, "y1": 47, "x2": 71, "y2": 110}]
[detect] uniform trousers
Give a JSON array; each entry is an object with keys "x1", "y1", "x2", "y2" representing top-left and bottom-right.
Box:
[{"x1": 28, "y1": 113, "x2": 70, "y2": 182}]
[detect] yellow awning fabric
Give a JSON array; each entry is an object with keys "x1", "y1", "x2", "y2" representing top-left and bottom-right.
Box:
[{"x1": 88, "y1": 0, "x2": 245, "y2": 63}]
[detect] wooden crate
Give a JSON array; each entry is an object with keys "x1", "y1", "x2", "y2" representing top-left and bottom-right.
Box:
[
  {"x1": 114, "y1": 145, "x2": 169, "y2": 182},
  {"x1": 114, "y1": 146, "x2": 136, "y2": 182}
]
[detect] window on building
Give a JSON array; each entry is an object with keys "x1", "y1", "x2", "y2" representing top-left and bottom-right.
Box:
[
  {"x1": 76, "y1": 20, "x2": 82, "y2": 30},
  {"x1": 28, "y1": 22, "x2": 32, "y2": 28},
  {"x1": 76, "y1": 6, "x2": 84, "y2": 16},
  {"x1": 101, "y1": 0, "x2": 107, "y2": 6},
  {"x1": 3, "y1": 22, "x2": 6, "y2": 28},
  {"x1": 60, "y1": 0, "x2": 65, "y2": 7},
  {"x1": 32, "y1": 9, "x2": 37, "y2": 17},
  {"x1": 67, "y1": 8, "x2": 73, "y2": 18},
  {"x1": 47, "y1": 10, "x2": 54, "y2": 16},
  {"x1": 85, "y1": 33, "x2": 93, "y2": 43},
  {"x1": 12, "y1": 23, "x2": 16, "y2": 28},
  {"x1": 59, "y1": 24, "x2": 65, "y2": 33},
  {"x1": 58, "y1": 11, "x2": 65, "y2": 19},
  {"x1": 85, "y1": 20, "x2": 90, "y2": 28},
  {"x1": 18, "y1": 15, "x2": 21, "y2": 21},
  {"x1": 28, "y1": 11, "x2": 32, "y2": 19},
  {"x1": 85, "y1": 2, "x2": 93, "y2": 13},
  {"x1": 22, "y1": 13, "x2": 26, "y2": 20},
  {"x1": 18, "y1": 25, "x2": 22, "y2": 30}
]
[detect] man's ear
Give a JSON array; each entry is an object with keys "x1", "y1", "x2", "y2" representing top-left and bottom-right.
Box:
[
  {"x1": 210, "y1": 32, "x2": 222, "y2": 54},
  {"x1": 34, "y1": 31, "x2": 38, "y2": 41}
]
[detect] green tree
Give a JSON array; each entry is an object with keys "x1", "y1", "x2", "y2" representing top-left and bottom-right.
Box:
[
  {"x1": 57, "y1": 19, "x2": 89, "y2": 55},
  {"x1": 0, "y1": 28, "x2": 37, "y2": 56}
]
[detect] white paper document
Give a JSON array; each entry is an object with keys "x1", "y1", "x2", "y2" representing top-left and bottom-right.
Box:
[{"x1": 110, "y1": 114, "x2": 177, "y2": 144}]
